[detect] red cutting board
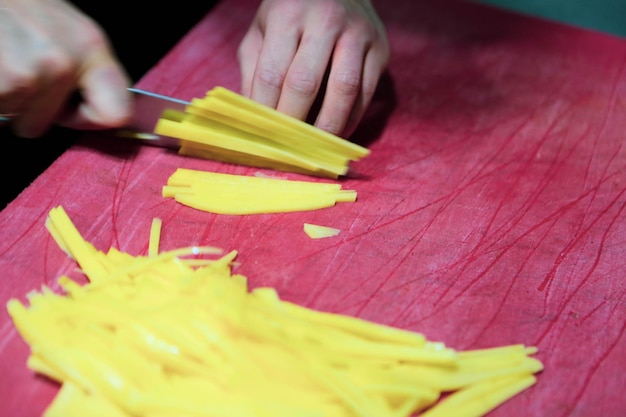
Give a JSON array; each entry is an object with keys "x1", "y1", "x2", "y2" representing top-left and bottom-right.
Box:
[{"x1": 1, "y1": 0, "x2": 625, "y2": 416}]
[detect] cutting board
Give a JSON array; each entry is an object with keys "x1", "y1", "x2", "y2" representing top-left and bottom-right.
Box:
[{"x1": 1, "y1": 0, "x2": 625, "y2": 416}]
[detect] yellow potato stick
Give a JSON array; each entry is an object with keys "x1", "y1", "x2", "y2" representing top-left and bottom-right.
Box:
[
  {"x1": 186, "y1": 103, "x2": 352, "y2": 166},
  {"x1": 335, "y1": 190, "x2": 358, "y2": 202},
  {"x1": 168, "y1": 168, "x2": 343, "y2": 190},
  {"x1": 148, "y1": 218, "x2": 162, "y2": 257},
  {"x1": 205, "y1": 87, "x2": 370, "y2": 158},
  {"x1": 419, "y1": 374, "x2": 537, "y2": 417},
  {"x1": 183, "y1": 107, "x2": 352, "y2": 169},
  {"x1": 278, "y1": 300, "x2": 428, "y2": 346},
  {"x1": 27, "y1": 354, "x2": 66, "y2": 383},
  {"x1": 304, "y1": 223, "x2": 341, "y2": 239},
  {"x1": 187, "y1": 99, "x2": 355, "y2": 166},
  {"x1": 44, "y1": 381, "x2": 131, "y2": 417},
  {"x1": 179, "y1": 144, "x2": 327, "y2": 177},
  {"x1": 162, "y1": 168, "x2": 358, "y2": 215},
  {"x1": 156, "y1": 118, "x2": 328, "y2": 173},
  {"x1": 7, "y1": 206, "x2": 543, "y2": 417},
  {"x1": 46, "y1": 206, "x2": 103, "y2": 278},
  {"x1": 154, "y1": 86, "x2": 369, "y2": 178},
  {"x1": 173, "y1": 192, "x2": 339, "y2": 215}
]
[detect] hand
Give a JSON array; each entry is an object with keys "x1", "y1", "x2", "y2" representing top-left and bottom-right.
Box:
[
  {"x1": 237, "y1": 0, "x2": 389, "y2": 138},
  {"x1": 0, "y1": 0, "x2": 132, "y2": 138}
]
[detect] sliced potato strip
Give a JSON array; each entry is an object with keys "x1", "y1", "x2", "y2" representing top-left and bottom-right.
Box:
[
  {"x1": 154, "y1": 86, "x2": 370, "y2": 178},
  {"x1": 148, "y1": 218, "x2": 162, "y2": 257},
  {"x1": 7, "y1": 206, "x2": 543, "y2": 417},
  {"x1": 162, "y1": 168, "x2": 357, "y2": 215},
  {"x1": 304, "y1": 223, "x2": 341, "y2": 239}
]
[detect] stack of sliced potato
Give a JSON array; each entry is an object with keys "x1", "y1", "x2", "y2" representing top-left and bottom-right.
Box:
[
  {"x1": 162, "y1": 168, "x2": 357, "y2": 215},
  {"x1": 7, "y1": 206, "x2": 543, "y2": 417},
  {"x1": 154, "y1": 87, "x2": 370, "y2": 178}
]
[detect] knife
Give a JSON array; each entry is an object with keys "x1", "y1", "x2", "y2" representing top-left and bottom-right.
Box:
[
  {"x1": 120, "y1": 87, "x2": 190, "y2": 148},
  {"x1": 0, "y1": 88, "x2": 190, "y2": 148}
]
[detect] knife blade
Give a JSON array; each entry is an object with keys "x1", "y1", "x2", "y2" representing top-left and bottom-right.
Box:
[
  {"x1": 0, "y1": 88, "x2": 191, "y2": 148},
  {"x1": 120, "y1": 87, "x2": 190, "y2": 148}
]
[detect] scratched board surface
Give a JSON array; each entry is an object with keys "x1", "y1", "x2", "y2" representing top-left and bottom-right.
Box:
[{"x1": 1, "y1": 0, "x2": 625, "y2": 416}]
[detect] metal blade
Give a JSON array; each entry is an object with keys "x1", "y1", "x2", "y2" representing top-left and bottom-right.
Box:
[{"x1": 120, "y1": 88, "x2": 191, "y2": 148}]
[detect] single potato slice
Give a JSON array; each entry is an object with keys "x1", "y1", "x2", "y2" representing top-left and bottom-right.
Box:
[{"x1": 303, "y1": 223, "x2": 341, "y2": 239}]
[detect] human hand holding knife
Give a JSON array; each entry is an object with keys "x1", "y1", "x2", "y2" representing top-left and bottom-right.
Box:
[{"x1": 1, "y1": 88, "x2": 190, "y2": 148}]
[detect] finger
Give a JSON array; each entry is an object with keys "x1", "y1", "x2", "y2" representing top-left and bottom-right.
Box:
[
  {"x1": 237, "y1": 25, "x2": 263, "y2": 98},
  {"x1": 59, "y1": 54, "x2": 132, "y2": 130},
  {"x1": 248, "y1": 13, "x2": 301, "y2": 109},
  {"x1": 275, "y1": 29, "x2": 337, "y2": 122},
  {"x1": 0, "y1": 69, "x2": 35, "y2": 118},
  {"x1": 11, "y1": 57, "x2": 75, "y2": 138},
  {"x1": 343, "y1": 42, "x2": 390, "y2": 138},
  {"x1": 0, "y1": 53, "x2": 36, "y2": 116},
  {"x1": 313, "y1": 34, "x2": 366, "y2": 137},
  {"x1": 0, "y1": 28, "x2": 36, "y2": 116}
]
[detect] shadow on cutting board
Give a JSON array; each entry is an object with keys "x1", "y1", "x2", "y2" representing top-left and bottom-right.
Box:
[{"x1": 351, "y1": 71, "x2": 399, "y2": 149}]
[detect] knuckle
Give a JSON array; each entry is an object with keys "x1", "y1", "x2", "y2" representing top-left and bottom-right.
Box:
[
  {"x1": 256, "y1": 67, "x2": 286, "y2": 90},
  {"x1": 75, "y1": 18, "x2": 111, "y2": 50},
  {"x1": 332, "y1": 70, "x2": 361, "y2": 96},
  {"x1": 318, "y1": 0, "x2": 348, "y2": 20},
  {"x1": 284, "y1": 70, "x2": 318, "y2": 97},
  {"x1": 38, "y1": 49, "x2": 74, "y2": 80},
  {"x1": 0, "y1": 70, "x2": 37, "y2": 97},
  {"x1": 274, "y1": 0, "x2": 306, "y2": 21},
  {"x1": 69, "y1": 22, "x2": 114, "y2": 65},
  {"x1": 348, "y1": 17, "x2": 373, "y2": 34}
]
